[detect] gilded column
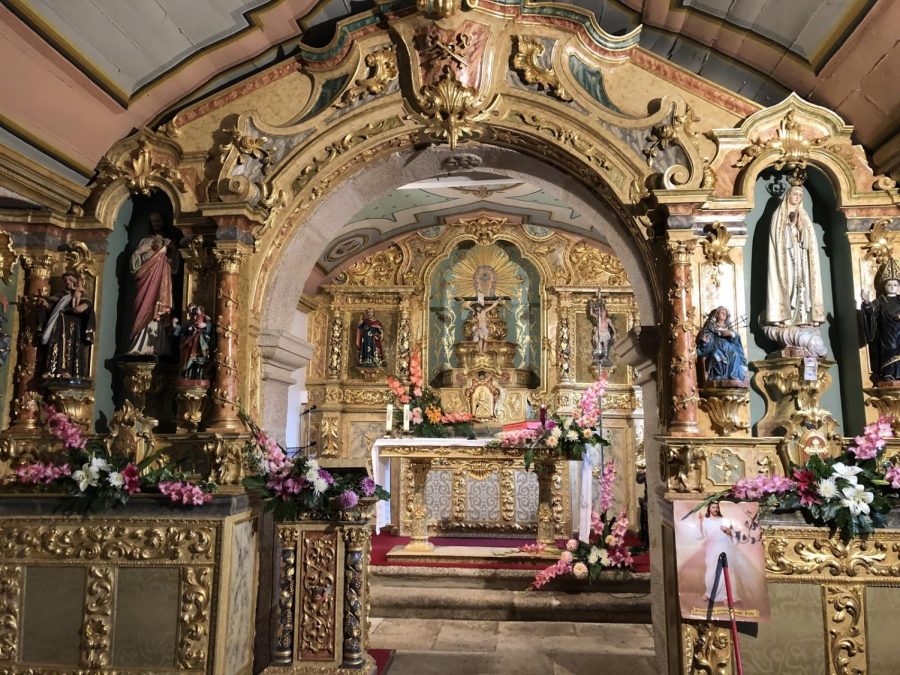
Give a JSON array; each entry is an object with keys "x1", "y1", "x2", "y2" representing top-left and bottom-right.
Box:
[
  {"x1": 273, "y1": 527, "x2": 297, "y2": 666},
  {"x1": 207, "y1": 243, "x2": 249, "y2": 431},
  {"x1": 327, "y1": 312, "x2": 344, "y2": 380},
  {"x1": 667, "y1": 238, "x2": 699, "y2": 435},
  {"x1": 10, "y1": 255, "x2": 54, "y2": 431},
  {"x1": 341, "y1": 525, "x2": 371, "y2": 669},
  {"x1": 397, "y1": 300, "x2": 411, "y2": 381},
  {"x1": 557, "y1": 291, "x2": 573, "y2": 384}
]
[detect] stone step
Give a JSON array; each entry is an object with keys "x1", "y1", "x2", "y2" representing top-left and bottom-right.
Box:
[{"x1": 370, "y1": 570, "x2": 651, "y2": 623}]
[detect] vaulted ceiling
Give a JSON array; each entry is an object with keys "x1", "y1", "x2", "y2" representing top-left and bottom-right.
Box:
[{"x1": 1, "y1": 0, "x2": 897, "y2": 197}]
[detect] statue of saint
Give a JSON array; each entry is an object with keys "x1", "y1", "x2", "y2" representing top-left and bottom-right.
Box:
[
  {"x1": 462, "y1": 296, "x2": 503, "y2": 353},
  {"x1": 127, "y1": 212, "x2": 181, "y2": 356},
  {"x1": 763, "y1": 180, "x2": 825, "y2": 328},
  {"x1": 696, "y1": 307, "x2": 749, "y2": 386},
  {"x1": 587, "y1": 292, "x2": 615, "y2": 362},
  {"x1": 355, "y1": 308, "x2": 385, "y2": 368},
  {"x1": 38, "y1": 270, "x2": 95, "y2": 382},
  {"x1": 861, "y1": 259, "x2": 900, "y2": 384},
  {"x1": 172, "y1": 305, "x2": 214, "y2": 382}
]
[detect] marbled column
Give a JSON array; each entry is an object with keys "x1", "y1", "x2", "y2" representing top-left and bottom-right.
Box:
[
  {"x1": 10, "y1": 255, "x2": 54, "y2": 431},
  {"x1": 667, "y1": 239, "x2": 699, "y2": 435},
  {"x1": 207, "y1": 244, "x2": 249, "y2": 432}
]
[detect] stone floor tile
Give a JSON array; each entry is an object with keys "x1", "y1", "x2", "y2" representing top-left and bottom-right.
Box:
[
  {"x1": 497, "y1": 621, "x2": 577, "y2": 637},
  {"x1": 548, "y1": 651, "x2": 657, "y2": 675},
  {"x1": 432, "y1": 620, "x2": 499, "y2": 652},
  {"x1": 385, "y1": 650, "x2": 506, "y2": 675},
  {"x1": 369, "y1": 618, "x2": 442, "y2": 651}
]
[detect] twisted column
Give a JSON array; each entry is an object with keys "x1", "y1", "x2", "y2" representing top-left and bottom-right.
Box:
[
  {"x1": 666, "y1": 238, "x2": 699, "y2": 435},
  {"x1": 341, "y1": 526, "x2": 371, "y2": 668},
  {"x1": 273, "y1": 527, "x2": 297, "y2": 666},
  {"x1": 207, "y1": 243, "x2": 249, "y2": 431},
  {"x1": 10, "y1": 255, "x2": 54, "y2": 431}
]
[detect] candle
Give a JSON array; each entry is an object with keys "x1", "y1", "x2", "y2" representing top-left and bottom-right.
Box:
[
  {"x1": 539, "y1": 404, "x2": 547, "y2": 428},
  {"x1": 386, "y1": 404, "x2": 394, "y2": 432},
  {"x1": 403, "y1": 404, "x2": 411, "y2": 432}
]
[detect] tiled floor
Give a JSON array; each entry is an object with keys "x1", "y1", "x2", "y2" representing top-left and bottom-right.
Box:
[{"x1": 369, "y1": 618, "x2": 657, "y2": 675}]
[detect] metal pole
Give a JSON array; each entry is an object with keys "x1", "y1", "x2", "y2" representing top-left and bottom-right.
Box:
[{"x1": 718, "y1": 552, "x2": 744, "y2": 675}]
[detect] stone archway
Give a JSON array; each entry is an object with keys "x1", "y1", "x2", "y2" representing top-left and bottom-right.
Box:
[{"x1": 256, "y1": 139, "x2": 670, "y2": 669}]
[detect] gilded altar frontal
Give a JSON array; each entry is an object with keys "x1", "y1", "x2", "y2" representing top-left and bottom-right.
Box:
[{"x1": 0, "y1": 1, "x2": 898, "y2": 673}]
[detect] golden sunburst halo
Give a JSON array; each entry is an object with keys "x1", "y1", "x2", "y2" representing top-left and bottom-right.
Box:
[{"x1": 448, "y1": 244, "x2": 521, "y2": 299}]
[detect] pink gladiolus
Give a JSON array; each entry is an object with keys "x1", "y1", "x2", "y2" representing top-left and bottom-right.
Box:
[
  {"x1": 15, "y1": 461, "x2": 71, "y2": 485},
  {"x1": 43, "y1": 406, "x2": 87, "y2": 450},
  {"x1": 731, "y1": 474, "x2": 797, "y2": 500},
  {"x1": 518, "y1": 542, "x2": 546, "y2": 554},
  {"x1": 885, "y1": 466, "x2": 900, "y2": 489},
  {"x1": 529, "y1": 559, "x2": 573, "y2": 590},
  {"x1": 598, "y1": 461, "x2": 616, "y2": 515}
]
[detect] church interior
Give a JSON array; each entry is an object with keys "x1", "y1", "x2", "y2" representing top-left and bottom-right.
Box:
[{"x1": 0, "y1": 1, "x2": 898, "y2": 673}]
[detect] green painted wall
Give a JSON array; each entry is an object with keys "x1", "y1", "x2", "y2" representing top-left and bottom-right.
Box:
[{"x1": 0, "y1": 269, "x2": 19, "y2": 429}]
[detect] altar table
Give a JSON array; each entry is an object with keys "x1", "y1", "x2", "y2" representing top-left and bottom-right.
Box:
[{"x1": 371, "y1": 438, "x2": 594, "y2": 553}]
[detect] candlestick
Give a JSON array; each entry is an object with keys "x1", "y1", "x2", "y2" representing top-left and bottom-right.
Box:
[
  {"x1": 385, "y1": 404, "x2": 394, "y2": 433},
  {"x1": 403, "y1": 404, "x2": 411, "y2": 432}
]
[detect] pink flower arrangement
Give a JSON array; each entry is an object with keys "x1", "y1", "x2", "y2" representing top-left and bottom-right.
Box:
[
  {"x1": 44, "y1": 406, "x2": 86, "y2": 450},
  {"x1": 338, "y1": 490, "x2": 359, "y2": 509},
  {"x1": 598, "y1": 461, "x2": 616, "y2": 514},
  {"x1": 606, "y1": 508, "x2": 634, "y2": 568},
  {"x1": 411, "y1": 407, "x2": 423, "y2": 425},
  {"x1": 440, "y1": 411, "x2": 473, "y2": 424},
  {"x1": 409, "y1": 350, "x2": 424, "y2": 390},
  {"x1": 158, "y1": 481, "x2": 214, "y2": 506},
  {"x1": 851, "y1": 417, "x2": 893, "y2": 460},
  {"x1": 885, "y1": 466, "x2": 900, "y2": 489},
  {"x1": 576, "y1": 376, "x2": 608, "y2": 429},
  {"x1": 359, "y1": 477, "x2": 376, "y2": 497},
  {"x1": 565, "y1": 538, "x2": 579, "y2": 552},
  {"x1": 730, "y1": 474, "x2": 796, "y2": 501},
  {"x1": 15, "y1": 461, "x2": 71, "y2": 485},
  {"x1": 386, "y1": 376, "x2": 410, "y2": 404}
]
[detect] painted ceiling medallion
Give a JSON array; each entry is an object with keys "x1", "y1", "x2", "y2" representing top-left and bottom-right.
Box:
[{"x1": 325, "y1": 234, "x2": 370, "y2": 263}]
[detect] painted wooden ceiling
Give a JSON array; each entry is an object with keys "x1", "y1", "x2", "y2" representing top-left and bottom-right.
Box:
[{"x1": 0, "y1": 0, "x2": 896, "y2": 191}]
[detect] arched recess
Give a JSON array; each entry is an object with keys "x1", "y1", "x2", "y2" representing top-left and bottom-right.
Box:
[{"x1": 254, "y1": 138, "x2": 670, "y2": 664}]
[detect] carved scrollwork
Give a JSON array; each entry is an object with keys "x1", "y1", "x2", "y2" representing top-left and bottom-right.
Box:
[
  {"x1": 567, "y1": 241, "x2": 628, "y2": 286},
  {"x1": 0, "y1": 565, "x2": 21, "y2": 662},
  {"x1": 0, "y1": 524, "x2": 215, "y2": 562},
  {"x1": 333, "y1": 245, "x2": 403, "y2": 286},
  {"x1": 412, "y1": 72, "x2": 501, "y2": 149},
  {"x1": 765, "y1": 532, "x2": 900, "y2": 579},
  {"x1": 734, "y1": 110, "x2": 817, "y2": 171},
  {"x1": 300, "y1": 531, "x2": 337, "y2": 659},
  {"x1": 511, "y1": 36, "x2": 571, "y2": 101},
  {"x1": 825, "y1": 585, "x2": 866, "y2": 675},
  {"x1": 458, "y1": 216, "x2": 507, "y2": 245},
  {"x1": 509, "y1": 112, "x2": 611, "y2": 171},
  {"x1": 80, "y1": 565, "x2": 114, "y2": 669},
  {"x1": 177, "y1": 566, "x2": 212, "y2": 670},
  {"x1": 337, "y1": 45, "x2": 399, "y2": 109},
  {"x1": 682, "y1": 622, "x2": 732, "y2": 675},
  {"x1": 863, "y1": 218, "x2": 895, "y2": 265},
  {"x1": 0, "y1": 231, "x2": 16, "y2": 284},
  {"x1": 97, "y1": 138, "x2": 186, "y2": 197}
]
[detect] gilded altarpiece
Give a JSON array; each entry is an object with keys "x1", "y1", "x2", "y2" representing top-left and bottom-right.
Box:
[{"x1": 306, "y1": 212, "x2": 642, "y2": 535}]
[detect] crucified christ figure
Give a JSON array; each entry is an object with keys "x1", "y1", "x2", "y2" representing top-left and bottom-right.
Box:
[{"x1": 460, "y1": 296, "x2": 503, "y2": 353}]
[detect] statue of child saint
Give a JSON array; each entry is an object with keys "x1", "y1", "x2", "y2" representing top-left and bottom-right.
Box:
[
  {"x1": 172, "y1": 304, "x2": 214, "y2": 382},
  {"x1": 696, "y1": 306, "x2": 749, "y2": 386},
  {"x1": 861, "y1": 259, "x2": 900, "y2": 384}
]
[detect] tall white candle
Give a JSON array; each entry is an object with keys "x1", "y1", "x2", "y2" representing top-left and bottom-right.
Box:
[
  {"x1": 403, "y1": 404, "x2": 411, "y2": 432},
  {"x1": 386, "y1": 404, "x2": 394, "y2": 432}
]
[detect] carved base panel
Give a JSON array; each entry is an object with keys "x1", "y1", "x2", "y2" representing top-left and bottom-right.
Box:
[
  {"x1": 749, "y1": 357, "x2": 835, "y2": 437},
  {"x1": 662, "y1": 437, "x2": 782, "y2": 494},
  {"x1": 271, "y1": 521, "x2": 373, "y2": 674},
  {"x1": 0, "y1": 494, "x2": 258, "y2": 674}
]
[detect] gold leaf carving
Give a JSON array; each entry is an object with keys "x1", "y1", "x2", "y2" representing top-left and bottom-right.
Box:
[
  {"x1": 80, "y1": 565, "x2": 114, "y2": 669},
  {"x1": 0, "y1": 524, "x2": 215, "y2": 562},
  {"x1": 178, "y1": 566, "x2": 212, "y2": 670},
  {"x1": 735, "y1": 110, "x2": 818, "y2": 171},
  {"x1": 509, "y1": 112, "x2": 611, "y2": 171},
  {"x1": 863, "y1": 218, "x2": 895, "y2": 265},
  {"x1": 511, "y1": 36, "x2": 572, "y2": 101},
  {"x1": 0, "y1": 565, "x2": 21, "y2": 662},
  {"x1": 300, "y1": 531, "x2": 337, "y2": 659},
  {"x1": 412, "y1": 72, "x2": 501, "y2": 149},
  {"x1": 567, "y1": 241, "x2": 628, "y2": 286},
  {"x1": 0, "y1": 232, "x2": 16, "y2": 284},
  {"x1": 336, "y1": 45, "x2": 399, "y2": 108},
  {"x1": 682, "y1": 622, "x2": 731, "y2": 674},
  {"x1": 458, "y1": 216, "x2": 507, "y2": 245},
  {"x1": 825, "y1": 585, "x2": 866, "y2": 675},
  {"x1": 334, "y1": 245, "x2": 403, "y2": 286},
  {"x1": 765, "y1": 532, "x2": 900, "y2": 579},
  {"x1": 700, "y1": 222, "x2": 732, "y2": 266},
  {"x1": 97, "y1": 138, "x2": 186, "y2": 196}
]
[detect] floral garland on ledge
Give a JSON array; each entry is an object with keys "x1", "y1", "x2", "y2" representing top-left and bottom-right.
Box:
[
  {"x1": 525, "y1": 462, "x2": 638, "y2": 589},
  {"x1": 496, "y1": 376, "x2": 609, "y2": 470},
  {"x1": 240, "y1": 411, "x2": 389, "y2": 522},
  {"x1": 691, "y1": 417, "x2": 900, "y2": 540},
  {"x1": 386, "y1": 348, "x2": 474, "y2": 437},
  {"x1": 13, "y1": 406, "x2": 217, "y2": 511}
]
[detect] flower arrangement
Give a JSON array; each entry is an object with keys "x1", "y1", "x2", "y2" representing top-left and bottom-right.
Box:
[
  {"x1": 498, "y1": 376, "x2": 609, "y2": 470},
  {"x1": 240, "y1": 412, "x2": 389, "y2": 522},
  {"x1": 386, "y1": 347, "x2": 474, "y2": 437},
  {"x1": 526, "y1": 463, "x2": 637, "y2": 589},
  {"x1": 13, "y1": 406, "x2": 216, "y2": 511},
  {"x1": 691, "y1": 417, "x2": 900, "y2": 539}
]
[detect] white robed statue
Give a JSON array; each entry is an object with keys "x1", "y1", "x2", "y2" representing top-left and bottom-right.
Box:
[{"x1": 761, "y1": 175, "x2": 827, "y2": 356}]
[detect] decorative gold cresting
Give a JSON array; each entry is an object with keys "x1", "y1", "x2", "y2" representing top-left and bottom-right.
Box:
[
  {"x1": 336, "y1": 45, "x2": 400, "y2": 109},
  {"x1": 98, "y1": 138, "x2": 186, "y2": 197},
  {"x1": 863, "y1": 218, "x2": 895, "y2": 265},
  {"x1": 511, "y1": 36, "x2": 572, "y2": 101}
]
